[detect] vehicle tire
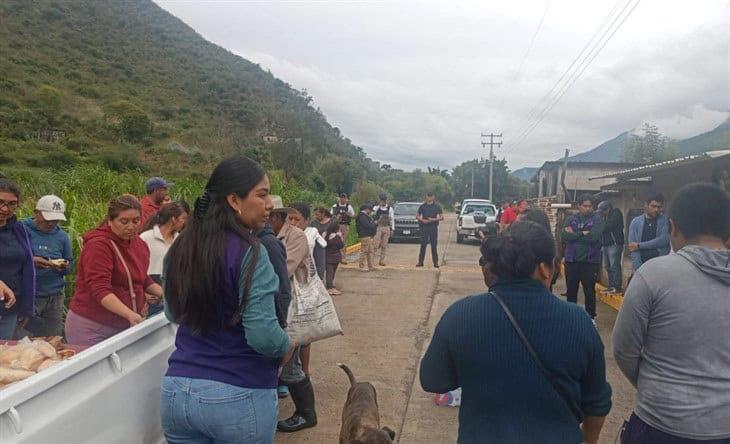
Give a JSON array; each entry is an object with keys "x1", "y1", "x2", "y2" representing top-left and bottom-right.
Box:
[{"x1": 456, "y1": 234, "x2": 464, "y2": 243}]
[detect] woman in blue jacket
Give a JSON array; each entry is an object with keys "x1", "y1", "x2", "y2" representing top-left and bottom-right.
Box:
[
  {"x1": 0, "y1": 178, "x2": 35, "y2": 339},
  {"x1": 162, "y1": 156, "x2": 295, "y2": 444},
  {"x1": 420, "y1": 221, "x2": 612, "y2": 444}
]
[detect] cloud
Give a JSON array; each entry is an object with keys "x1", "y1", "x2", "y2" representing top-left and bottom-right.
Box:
[{"x1": 156, "y1": 0, "x2": 729, "y2": 170}]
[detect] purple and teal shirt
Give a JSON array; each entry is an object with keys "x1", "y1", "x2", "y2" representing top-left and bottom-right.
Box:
[{"x1": 563, "y1": 213, "x2": 605, "y2": 264}]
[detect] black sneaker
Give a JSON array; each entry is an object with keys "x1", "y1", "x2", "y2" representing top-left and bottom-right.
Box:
[
  {"x1": 433, "y1": 264, "x2": 440, "y2": 268},
  {"x1": 416, "y1": 263, "x2": 424, "y2": 267},
  {"x1": 277, "y1": 413, "x2": 317, "y2": 433}
]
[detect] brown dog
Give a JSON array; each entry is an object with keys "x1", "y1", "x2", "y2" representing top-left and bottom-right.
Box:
[{"x1": 338, "y1": 363, "x2": 396, "y2": 444}]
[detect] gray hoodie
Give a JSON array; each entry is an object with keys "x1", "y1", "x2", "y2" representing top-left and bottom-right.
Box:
[{"x1": 612, "y1": 246, "x2": 730, "y2": 440}]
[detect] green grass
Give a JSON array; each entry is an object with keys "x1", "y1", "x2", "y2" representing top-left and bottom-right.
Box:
[{"x1": 0, "y1": 0, "x2": 368, "y2": 178}]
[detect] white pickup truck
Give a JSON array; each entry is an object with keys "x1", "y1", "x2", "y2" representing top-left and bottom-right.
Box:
[
  {"x1": 0, "y1": 315, "x2": 176, "y2": 444},
  {"x1": 456, "y1": 199, "x2": 498, "y2": 243}
]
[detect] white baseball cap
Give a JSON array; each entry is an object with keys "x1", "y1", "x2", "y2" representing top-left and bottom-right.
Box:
[
  {"x1": 36, "y1": 195, "x2": 67, "y2": 221},
  {"x1": 270, "y1": 195, "x2": 290, "y2": 213}
]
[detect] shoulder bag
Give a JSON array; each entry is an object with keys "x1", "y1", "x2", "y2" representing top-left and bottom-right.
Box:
[
  {"x1": 286, "y1": 248, "x2": 343, "y2": 344},
  {"x1": 109, "y1": 240, "x2": 138, "y2": 314},
  {"x1": 489, "y1": 290, "x2": 583, "y2": 422}
]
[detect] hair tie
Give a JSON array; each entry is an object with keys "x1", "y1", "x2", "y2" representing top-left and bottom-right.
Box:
[{"x1": 194, "y1": 189, "x2": 212, "y2": 220}]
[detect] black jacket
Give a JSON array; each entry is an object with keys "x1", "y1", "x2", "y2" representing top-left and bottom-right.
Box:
[
  {"x1": 601, "y1": 208, "x2": 625, "y2": 247},
  {"x1": 356, "y1": 212, "x2": 377, "y2": 237},
  {"x1": 257, "y1": 225, "x2": 290, "y2": 327}
]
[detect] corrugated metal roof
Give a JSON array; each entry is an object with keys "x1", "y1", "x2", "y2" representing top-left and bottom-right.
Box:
[{"x1": 588, "y1": 150, "x2": 730, "y2": 180}]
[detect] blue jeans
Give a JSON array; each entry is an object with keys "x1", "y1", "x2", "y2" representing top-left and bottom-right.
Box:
[
  {"x1": 602, "y1": 244, "x2": 623, "y2": 289},
  {"x1": 0, "y1": 313, "x2": 18, "y2": 339},
  {"x1": 160, "y1": 376, "x2": 278, "y2": 444}
]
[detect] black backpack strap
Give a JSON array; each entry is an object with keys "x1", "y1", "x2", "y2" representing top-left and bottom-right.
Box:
[{"x1": 488, "y1": 291, "x2": 583, "y2": 422}]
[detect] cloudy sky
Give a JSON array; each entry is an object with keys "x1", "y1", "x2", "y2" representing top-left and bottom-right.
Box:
[{"x1": 155, "y1": 0, "x2": 729, "y2": 170}]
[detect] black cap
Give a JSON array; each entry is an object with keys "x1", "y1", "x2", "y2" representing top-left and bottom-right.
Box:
[
  {"x1": 360, "y1": 203, "x2": 373, "y2": 211},
  {"x1": 339, "y1": 193, "x2": 348, "y2": 198}
]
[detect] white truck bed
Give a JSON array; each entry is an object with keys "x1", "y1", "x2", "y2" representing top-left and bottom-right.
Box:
[{"x1": 0, "y1": 315, "x2": 176, "y2": 444}]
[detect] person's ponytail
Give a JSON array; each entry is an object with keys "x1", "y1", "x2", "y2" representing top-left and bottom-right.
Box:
[{"x1": 165, "y1": 156, "x2": 266, "y2": 335}]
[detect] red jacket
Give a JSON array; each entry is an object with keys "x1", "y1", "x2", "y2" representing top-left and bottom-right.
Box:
[
  {"x1": 500, "y1": 207, "x2": 517, "y2": 225},
  {"x1": 139, "y1": 195, "x2": 160, "y2": 232},
  {"x1": 70, "y1": 224, "x2": 154, "y2": 329}
]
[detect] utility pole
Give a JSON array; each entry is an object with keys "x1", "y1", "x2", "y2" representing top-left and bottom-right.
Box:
[
  {"x1": 559, "y1": 148, "x2": 570, "y2": 204},
  {"x1": 481, "y1": 132, "x2": 502, "y2": 201},
  {"x1": 470, "y1": 167, "x2": 474, "y2": 198}
]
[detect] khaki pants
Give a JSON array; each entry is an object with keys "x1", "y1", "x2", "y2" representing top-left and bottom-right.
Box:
[
  {"x1": 373, "y1": 226, "x2": 391, "y2": 263},
  {"x1": 359, "y1": 237, "x2": 374, "y2": 270},
  {"x1": 339, "y1": 223, "x2": 349, "y2": 262}
]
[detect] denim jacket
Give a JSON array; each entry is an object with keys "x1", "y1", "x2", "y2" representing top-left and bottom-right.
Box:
[{"x1": 627, "y1": 214, "x2": 670, "y2": 271}]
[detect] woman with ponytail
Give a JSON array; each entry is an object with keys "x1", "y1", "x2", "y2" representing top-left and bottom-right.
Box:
[
  {"x1": 420, "y1": 221, "x2": 612, "y2": 444},
  {"x1": 161, "y1": 156, "x2": 294, "y2": 444}
]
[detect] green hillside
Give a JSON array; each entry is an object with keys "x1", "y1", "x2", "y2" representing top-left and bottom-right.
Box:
[
  {"x1": 678, "y1": 118, "x2": 730, "y2": 155},
  {"x1": 0, "y1": 0, "x2": 368, "y2": 179}
]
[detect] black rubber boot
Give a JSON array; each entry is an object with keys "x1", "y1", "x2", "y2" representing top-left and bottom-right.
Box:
[{"x1": 277, "y1": 376, "x2": 317, "y2": 433}]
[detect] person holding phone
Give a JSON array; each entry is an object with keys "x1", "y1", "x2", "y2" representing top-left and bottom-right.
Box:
[{"x1": 20, "y1": 195, "x2": 73, "y2": 337}]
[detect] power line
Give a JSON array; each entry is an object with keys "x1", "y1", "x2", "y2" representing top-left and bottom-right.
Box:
[
  {"x1": 514, "y1": 0, "x2": 553, "y2": 81},
  {"x1": 509, "y1": 0, "x2": 631, "y2": 146},
  {"x1": 506, "y1": 0, "x2": 626, "y2": 142},
  {"x1": 510, "y1": 0, "x2": 640, "y2": 149},
  {"x1": 507, "y1": 0, "x2": 639, "y2": 148}
]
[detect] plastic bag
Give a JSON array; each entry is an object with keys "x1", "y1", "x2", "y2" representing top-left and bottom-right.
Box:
[{"x1": 434, "y1": 388, "x2": 462, "y2": 407}]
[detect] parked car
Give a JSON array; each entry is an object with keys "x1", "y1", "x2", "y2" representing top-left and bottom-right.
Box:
[
  {"x1": 457, "y1": 199, "x2": 497, "y2": 243},
  {"x1": 392, "y1": 201, "x2": 422, "y2": 241}
]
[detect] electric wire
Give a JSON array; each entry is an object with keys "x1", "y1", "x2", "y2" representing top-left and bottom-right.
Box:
[
  {"x1": 514, "y1": 0, "x2": 553, "y2": 81},
  {"x1": 507, "y1": 0, "x2": 641, "y2": 148},
  {"x1": 511, "y1": 0, "x2": 640, "y2": 149}
]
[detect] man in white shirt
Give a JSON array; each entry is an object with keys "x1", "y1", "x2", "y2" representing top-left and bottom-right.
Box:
[{"x1": 372, "y1": 193, "x2": 394, "y2": 266}]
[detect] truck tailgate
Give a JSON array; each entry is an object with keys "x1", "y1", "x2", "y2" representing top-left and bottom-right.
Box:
[{"x1": 0, "y1": 315, "x2": 176, "y2": 444}]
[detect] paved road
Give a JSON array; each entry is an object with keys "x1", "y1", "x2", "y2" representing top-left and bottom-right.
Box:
[{"x1": 275, "y1": 214, "x2": 633, "y2": 444}]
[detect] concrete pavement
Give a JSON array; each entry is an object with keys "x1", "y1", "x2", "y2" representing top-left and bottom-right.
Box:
[{"x1": 275, "y1": 214, "x2": 634, "y2": 444}]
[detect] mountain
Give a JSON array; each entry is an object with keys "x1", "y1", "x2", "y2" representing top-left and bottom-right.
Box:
[
  {"x1": 511, "y1": 167, "x2": 538, "y2": 182},
  {"x1": 568, "y1": 131, "x2": 632, "y2": 162},
  {"x1": 565, "y1": 119, "x2": 730, "y2": 163},
  {"x1": 678, "y1": 118, "x2": 730, "y2": 155},
  {"x1": 0, "y1": 0, "x2": 366, "y2": 175}
]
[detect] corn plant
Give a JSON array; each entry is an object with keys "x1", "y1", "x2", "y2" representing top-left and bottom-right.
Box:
[{"x1": 7, "y1": 164, "x2": 346, "y2": 304}]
